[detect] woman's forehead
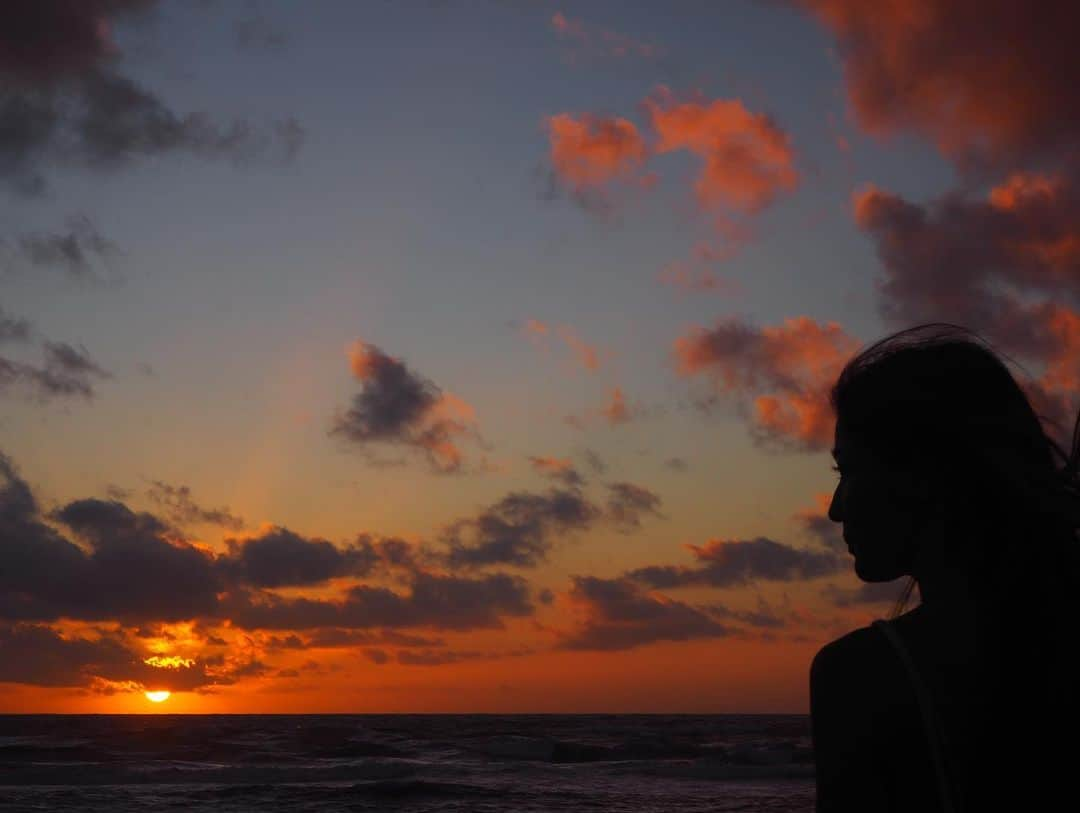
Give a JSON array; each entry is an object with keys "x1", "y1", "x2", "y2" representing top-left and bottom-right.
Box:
[
  {"x1": 832, "y1": 420, "x2": 849, "y2": 456},
  {"x1": 831, "y1": 420, "x2": 868, "y2": 461}
]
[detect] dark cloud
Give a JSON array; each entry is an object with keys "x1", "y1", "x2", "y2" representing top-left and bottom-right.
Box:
[
  {"x1": 626, "y1": 537, "x2": 844, "y2": 589},
  {"x1": 2, "y1": 214, "x2": 117, "y2": 278},
  {"x1": 395, "y1": 648, "x2": 495, "y2": 666},
  {"x1": 42, "y1": 341, "x2": 109, "y2": 380},
  {"x1": 0, "y1": 453, "x2": 221, "y2": 623},
  {"x1": 104, "y1": 484, "x2": 132, "y2": 501},
  {"x1": 352, "y1": 533, "x2": 424, "y2": 572},
  {"x1": 0, "y1": 71, "x2": 305, "y2": 196},
  {"x1": 300, "y1": 628, "x2": 445, "y2": 649},
  {"x1": 226, "y1": 571, "x2": 534, "y2": 631},
  {"x1": 363, "y1": 648, "x2": 389, "y2": 664},
  {"x1": 1, "y1": 450, "x2": 538, "y2": 638},
  {"x1": 378, "y1": 630, "x2": 446, "y2": 648},
  {"x1": 581, "y1": 448, "x2": 607, "y2": 474},
  {"x1": 0, "y1": 623, "x2": 219, "y2": 691},
  {"x1": 233, "y1": 9, "x2": 289, "y2": 52},
  {"x1": 0, "y1": 1, "x2": 155, "y2": 84},
  {"x1": 220, "y1": 527, "x2": 378, "y2": 588},
  {"x1": 226, "y1": 657, "x2": 270, "y2": 679},
  {"x1": 558, "y1": 575, "x2": 732, "y2": 651},
  {"x1": 703, "y1": 596, "x2": 788, "y2": 629},
  {"x1": 0, "y1": 455, "x2": 215, "y2": 624},
  {"x1": 146, "y1": 480, "x2": 245, "y2": 531},
  {"x1": 262, "y1": 633, "x2": 305, "y2": 650},
  {"x1": 49, "y1": 497, "x2": 223, "y2": 622},
  {"x1": 0, "y1": 624, "x2": 138, "y2": 687},
  {"x1": 0, "y1": 307, "x2": 32, "y2": 343},
  {"x1": 605, "y1": 481, "x2": 664, "y2": 531},
  {"x1": 439, "y1": 487, "x2": 601, "y2": 568},
  {"x1": 0, "y1": 2, "x2": 304, "y2": 196},
  {"x1": 0, "y1": 338, "x2": 110, "y2": 402},
  {"x1": 664, "y1": 456, "x2": 689, "y2": 472},
  {"x1": 83, "y1": 71, "x2": 294, "y2": 166},
  {"x1": 329, "y1": 341, "x2": 484, "y2": 474}
]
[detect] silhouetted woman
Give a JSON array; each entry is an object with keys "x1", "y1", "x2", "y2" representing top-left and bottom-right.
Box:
[{"x1": 810, "y1": 323, "x2": 1080, "y2": 812}]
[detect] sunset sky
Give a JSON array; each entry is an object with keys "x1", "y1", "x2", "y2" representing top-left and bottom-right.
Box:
[{"x1": 2, "y1": 0, "x2": 1077, "y2": 713}]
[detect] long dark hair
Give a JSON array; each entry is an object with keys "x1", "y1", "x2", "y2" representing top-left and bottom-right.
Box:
[{"x1": 828, "y1": 323, "x2": 1080, "y2": 631}]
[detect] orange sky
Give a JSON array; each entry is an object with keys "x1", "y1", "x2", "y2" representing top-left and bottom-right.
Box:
[{"x1": 2, "y1": 1, "x2": 1078, "y2": 713}]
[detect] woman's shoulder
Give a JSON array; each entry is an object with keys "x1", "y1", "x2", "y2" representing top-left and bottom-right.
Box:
[{"x1": 812, "y1": 621, "x2": 894, "y2": 677}]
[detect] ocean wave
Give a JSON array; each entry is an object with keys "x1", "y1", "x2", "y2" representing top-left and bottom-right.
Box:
[
  {"x1": 0, "y1": 758, "x2": 418, "y2": 786},
  {"x1": 465, "y1": 734, "x2": 813, "y2": 766}
]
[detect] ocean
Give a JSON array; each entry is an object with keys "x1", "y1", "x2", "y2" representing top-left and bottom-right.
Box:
[{"x1": 0, "y1": 714, "x2": 815, "y2": 811}]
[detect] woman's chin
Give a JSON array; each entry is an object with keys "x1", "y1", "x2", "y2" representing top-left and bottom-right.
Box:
[{"x1": 853, "y1": 557, "x2": 904, "y2": 583}]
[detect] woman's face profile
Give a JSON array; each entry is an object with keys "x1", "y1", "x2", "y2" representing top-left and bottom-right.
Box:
[{"x1": 828, "y1": 418, "x2": 933, "y2": 582}]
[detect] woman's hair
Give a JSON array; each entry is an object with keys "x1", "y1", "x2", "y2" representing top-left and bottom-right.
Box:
[{"x1": 827, "y1": 323, "x2": 1080, "y2": 624}]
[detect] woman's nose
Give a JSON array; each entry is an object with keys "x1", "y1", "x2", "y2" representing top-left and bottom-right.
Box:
[{"x1": 828, "y1": 482, "x2": 843, "y2": 523}]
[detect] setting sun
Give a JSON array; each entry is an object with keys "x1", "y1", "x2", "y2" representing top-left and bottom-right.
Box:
[{"x1": 145, "y1": 691, "x2": 171, "y2": 703}]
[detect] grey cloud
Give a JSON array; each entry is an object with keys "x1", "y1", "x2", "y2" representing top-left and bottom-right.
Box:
[
  {"x1": 0, "y1": 308, "x2": 31, "y2": 343},
  {"x1": 3, "y1": 214, "x2": 117, "y2": 278},
  {"x1": 440, "y1": 487, "x2": 601, "y2": 568},
  {"x1": 220, "y1": 527, "x2": 378, "y2": 588},
  {"x1": 0, "y1": 339, "x2": 110, "y2": 402},
  {"x1": 329, "y1": 342, "x2": 482, "y2": 474},
  {"x1": 226, "y1": 571, "x2": 534, "y2": 631},
  {"x1": 0, "y1": 1, "x2": 304, "y2": 196},
  {"x1": 605, "y1": 481, "x2": 664, "y2": 531},
  {"x1": 558, "y1": 575, "x2": 732, "y2": 651},
  {"x1": 626, "y1": 537, "x2": 845, "y2": 589},
  {"x1": 146, "y1": 480, "x2": 245, "y2": 531}
]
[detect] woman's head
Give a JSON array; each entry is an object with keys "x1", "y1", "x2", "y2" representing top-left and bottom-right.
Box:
[{"x1": 826, "y1": 323, "x2": 1080, "y2": 616}]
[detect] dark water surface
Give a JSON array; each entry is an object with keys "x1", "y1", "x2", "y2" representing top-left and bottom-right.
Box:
[{"x1": 0, "y1": 714, "x2": 815, "y2": 811}]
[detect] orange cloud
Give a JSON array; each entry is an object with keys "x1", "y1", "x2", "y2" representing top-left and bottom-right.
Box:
[
  {"x1": 555, "y1": 326, "x2": 601, "y2": 372},
  {"x1": 796, "y1": 0, "x2": 1080, "y2": 170},
  {"x1": 545, "y1": 89, "x2": 797, "y2": 256},
  {"x1": 545, "y1": 112, "x2": 648, "y2": 196},
  {"x1": 852, "y1": 173, "x2": 1080, "y2": 439},
  {"x1": 526, "y1": 455, "x2": 586, "y2": 488},
  {"x1": 550, "y1": 11, "x2": 663, "y2": 61},
  {"x1": 528, "y1": 456, "x2": 577, "y2": 477},
  {"x1": 521, "y1": 320, "x2": 607, "y2": 373},
  {"x1": 600, "y1": 386, "x2": 631, "y2": 425},
  {"x1": 644, "y1": 88, "x2": 799, "y2": 214},
  {"x1": 522, "y1": 318, "x2": 549, "y2": 337},
  {"x1": 564, "y1": 386, "x2": 643, "y2": 430},
  {"x1": 658, "y1": 240, "x2": 744, "y2": 296},
  {"x1": 674, "y1": 316, "x2": 860, "y2": 450}
]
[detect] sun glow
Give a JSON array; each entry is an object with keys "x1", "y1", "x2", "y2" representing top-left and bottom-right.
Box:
[
  {"x1": 144, "y1": 655, "x2": 195, "y2": 669},
  {"x1": 145, "y1": 690, "x2": 171, "y2": 703}
]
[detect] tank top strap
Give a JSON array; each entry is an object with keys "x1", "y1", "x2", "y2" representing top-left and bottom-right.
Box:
[{"x1": 871, "y1": 618, "x2": 958, "y2": 813}]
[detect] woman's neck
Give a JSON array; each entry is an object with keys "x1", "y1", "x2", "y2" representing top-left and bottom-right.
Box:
[{"x1": 911, "y1": 535, "x2": 980, "y2": 619}]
